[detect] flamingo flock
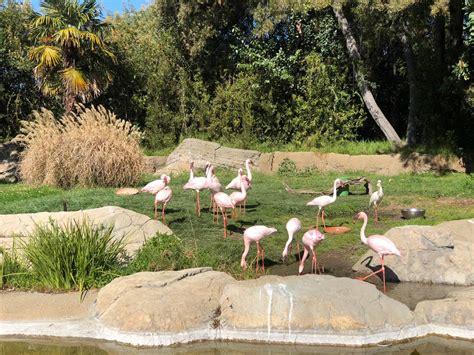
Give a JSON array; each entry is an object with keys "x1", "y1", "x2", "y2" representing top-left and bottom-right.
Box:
[{"x1": 139, "y1": 159, "x2": 401, "y2": 293}]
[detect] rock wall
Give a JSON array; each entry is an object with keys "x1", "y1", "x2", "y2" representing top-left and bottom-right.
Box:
[
  {"x1": 0, "y1": 206, "x2": 171, "y2": 255},
  {"x1": 157, "y1": 139, "x2": 465, "y2": 176},
  {"x1": 352, "y1": 219, "x2": 474, "y2": 286}
]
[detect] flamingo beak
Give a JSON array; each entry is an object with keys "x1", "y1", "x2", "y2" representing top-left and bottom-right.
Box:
[{"x1": 352, "y1": 213, "x2": 358, "y2": 224}]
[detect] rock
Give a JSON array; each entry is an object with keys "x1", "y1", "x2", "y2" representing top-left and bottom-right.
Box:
[
  {"x1": 219, "y1": 275, "x2": 414, "y2": 334},
  {"x1": 163, "y1": 138, "x2": 261, "y2": 174},
  {"x1": 0, "y1": 142, "x2": 20, "y2": 183},
  {"x1": 352, "y1": 219, "x2": 474, "y2": 285},
  {"x1": 0, "y1": 206, "x2": 172, "y2": 255},
  {"x1": 415, "y1": 287, "x2": 474, "y2": 328},
  {"x1": 143, "y1": 156, "x2": 167, "y2": 174},
  {"x1": 95, "y1": 268, "x2": 235, "y2": 333}
]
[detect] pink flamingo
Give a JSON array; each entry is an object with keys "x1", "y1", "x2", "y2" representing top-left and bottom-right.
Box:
[
  {"x1": 282, "y1": 217, "x2": 302, "y2": 262},
  {"x1": 183, "y1": 161, "x2": 208, "y2": 216},
  {"x1": 241, "y1": 225, "x2": 277, "y2": 273},
  {"x1": 229, "y1": 168, "x2": 247, "y2": 220},
  {"x1": 298, "y1": 229, "x2": 325, "y2": 275},
  {"x1": 141, "y1": 175, "x2": 170, "y2": 194},
  {"x1": 212, "y1": 180, "x2": 236, "y2": 239},
  {"x1": 154, "y1": 186, "x2": 172, "y2": 224},
  {"x1": 353, "y1": 211, "x2": 401, "y2": 293},
  {"x1": 226, "y1": 159, "x2": 253, "y2": 212},
  {"x1": 306, "y1": 178, "x2": 342, "y2": 230},
  {"x1": 205, "y1": 162, "x2": 221, "y2": 213}
]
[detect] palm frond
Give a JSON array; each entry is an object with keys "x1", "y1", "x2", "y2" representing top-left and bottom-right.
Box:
[
  {"x1": 60, "y1": 67, "x2": 88, "y2": 94},
  {"x1": 29, "y1": 45, "x2": 62, "y2": 67},
  {"x1": 53, "y1": 26, "x2": 82, "y2": 48}
]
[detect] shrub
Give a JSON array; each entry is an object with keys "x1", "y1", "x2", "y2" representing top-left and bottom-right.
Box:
[
  {"x1": 0, "y1": 245, "x2": 29, "y2": 289},
  {"x1": 15, "y1": 105, "x2": 144, "y2": 188},
  {"x1": 21, "y1": 219, "x2": 126, "y2": 293},
  {"x1": 128, "y1": 234, "x2": 194, "y2": 272}
]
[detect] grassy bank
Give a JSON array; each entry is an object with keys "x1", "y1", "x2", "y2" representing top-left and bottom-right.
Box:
[{"x1": 1, "y1": 170, "x2": 473, "y2": 289}]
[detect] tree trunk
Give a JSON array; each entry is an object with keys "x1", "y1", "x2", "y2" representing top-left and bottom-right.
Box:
[
  {"x1": 400, "y1": 31, "x2": 418, "y2": 146},
  {"x1": 448, "y1": 0, "x2": 463, "y2": 65},
  {"x1": 333, "y1": 7, "x2": 402, "y2": 145}
]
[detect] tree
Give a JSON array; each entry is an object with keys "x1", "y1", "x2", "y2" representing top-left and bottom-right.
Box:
[{"x1": 29, "y1": 0, "x2": 115, "y2": 113}]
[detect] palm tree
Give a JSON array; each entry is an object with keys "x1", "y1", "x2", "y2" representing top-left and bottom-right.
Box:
[{"x1": 29, "y1": 0, "x2": 115, "y2": 113}]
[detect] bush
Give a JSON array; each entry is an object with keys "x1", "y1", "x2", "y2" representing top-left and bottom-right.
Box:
[
  {"x1": 0, "y1": 245, "x2": 30, "y2": 289},
  {"x1": 21, "y1": 219, "x2": 126, "y2": 293},
  {"x1": 15, "y1": 105, "x2": 144, "y2": 188},
  {"x1": 128, "y1": 234, "x2": 194, "y2": 272}
]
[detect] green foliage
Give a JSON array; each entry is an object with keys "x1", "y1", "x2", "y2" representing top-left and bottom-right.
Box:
[
  {"x1": 29, "y1": 0, "x2": 115, "y2": 112},
  {"x1": 0, "y1": 244, "x2": 30, "y2": 289},
  {"x1": 128, "y1": 234, "x2": 194, "y2": 272},
  {"x1": 278, "y1": 158, "x2": 297, "y2": 176},
  {"x1": 21, "y1": 219, "x2": 126, "y2": 293}
]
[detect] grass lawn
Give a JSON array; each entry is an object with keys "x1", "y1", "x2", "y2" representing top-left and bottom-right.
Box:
[{"x1": 1, "y1": 170, "x2": 473, "y2": 282}]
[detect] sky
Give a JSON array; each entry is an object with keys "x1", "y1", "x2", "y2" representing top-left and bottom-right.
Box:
[{"x1": 30, "y1": 0, "x2": 152, "y2": 15}]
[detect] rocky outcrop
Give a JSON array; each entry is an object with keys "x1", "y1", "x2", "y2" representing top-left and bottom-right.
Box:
[
  {"x1": 164, "y1": 138, "x2": 261, "y2": 173},
  {"x1": 415, "y1": 287, "x2": 474, "y2": 328},
  {"x1": 95, "y1": 268, "x2": 236, "y2": 333},
  {"x1": 219, "y1": 275, "x2": 414, "y2": 335},
  {"x1": 157, "y1": 139, "x2": 465, "y2": 175},
  {"x1": 0, "y1": 206, "x2": 171, "y2": 255},
  {"x1": 352, "y1": 219, "x2": 474, "y2": 286},
  {"x1": 0, "y1": 142, "x2": 20, "y2": 183},
  {"x1": 1, "y1": 268, "x2": 473, "y2": 347}
]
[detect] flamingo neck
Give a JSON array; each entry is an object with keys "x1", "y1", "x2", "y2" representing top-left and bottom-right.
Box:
[
  {"x1": 241, "y1": 237, "x2": 251, "y2": 268},
  {"x1": 245, "y1": 161, "x2": 252, "y2": 182},
  {"x1": 240, "y1": 174, "x2": 246, "y2": 196},
  {"x1": 360, "y1": 215, "x2": 368, "y2": 245},
  {"x1": 331, "y1": 180, "x2": 338, "y2": 202},
  {"x1": 283, "y1": 232, "x2": 293, "y2": 254},
  {"x1": 379, "y1": 185, "x2": 383, "y2": 195},
  {"x1": 189, "y1": 163, "x2": 194, "y2": 180}
]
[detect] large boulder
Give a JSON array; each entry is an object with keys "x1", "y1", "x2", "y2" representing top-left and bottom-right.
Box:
[
  {"x1": 0, "y1": 206, "x2": 172, "y2": 255},
  {"x1": 219, "y1": 275, "x2": 414, "y2": 336},
  {"x1": 352, "y1": 219, "x2": 474, "y2": 286},
  {"x1": 0, "y1": 142, "x2": 20, "y2": 183},
  {"x1": 162, "y1": 138, "x2": 261, "y2": 174},
  {"x1": 95, "y1": 267, "x2": 235, "y2": 333},
  {"x1": 415, "y1": 287, "x2": 474, "y2": 328}
]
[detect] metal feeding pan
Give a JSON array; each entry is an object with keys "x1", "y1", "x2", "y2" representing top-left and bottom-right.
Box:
[{"x1": 401, "y1": 208, "x2": 425, "y2": 219}]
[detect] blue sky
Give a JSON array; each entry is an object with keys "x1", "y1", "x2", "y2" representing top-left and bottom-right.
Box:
[{"x1": 30, "y1": 0, "x2": 152, "y2": 15}]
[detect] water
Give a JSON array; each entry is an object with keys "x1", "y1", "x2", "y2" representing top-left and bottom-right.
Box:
[
  {"x1": 268, "y1": 253, "x2": 466, "y2": 310},
  {"x1": 1, "y1": 336, "x2": 473, "y2": 354}
]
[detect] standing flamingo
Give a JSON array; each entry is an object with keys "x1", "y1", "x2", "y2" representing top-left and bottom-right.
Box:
[
  {"x1": 229, "y1": 169, "x2": 247, "y2": 220},
  {"x1": 205, "y1": 162, "x2": 221, "y2": 213},
  {"x1": 226, "y1": 159, "x2": 253, "y2": 212},
  {"x1": 353, "y1": 211, "x2": 401, "y2": 293},
  {"x1": 282, "y1": 217, "x2": 302, "y2": 262},
  {"x1": 154, "y1": 186, "x2": 172, "y2": 224},
  {"x1": 212, "y1": 179, "x2": 236, "y2": 239},
  {"x1": 141, "y1": 175, "x2": 170, "y2": 194},
  {"x1": 241, "y1": 225, "x2": 277, "y2": 273},
  {"x1": 298, "y1": 229, "x2": 325, "y2": 275},
  {"x1": 369, "y1": 180, "x2": 384, "y2": 223},
  {"x1": 183, "y1": 161, "x2": 208, "y2": 216},
  {"x1": 306, "y1": 178, "x2": 342, "y2": 230}
]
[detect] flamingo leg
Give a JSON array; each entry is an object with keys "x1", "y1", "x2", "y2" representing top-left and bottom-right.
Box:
[
  {"x1": 154, "y1": 202, "x2": 158, "y2": 219},
  {"x1": 197, "y1": 191, "x2": 201, "y2": 216},
  {"x1": 161, "y1": 204, "x2": 166, "y2": 224},
  {"x1": 256, "y1": 242, "x2": 260, "y2": 273},
  {"x1": 222, "y1": 208, "x2": 227, "y2": 239},
  {"x1": 311, "y1": 253, "x2": 316, "y2": 274},
  {"x1": 209, "y1": 194, "x2": 213, "y2": 212},
  {"x1": 315, "y1": 208, "x2": 320, "y2": 230},
  {"x1": 375, "y1": 206, "x2": 379, "y2": 223},
  {"x1": 322, "y1": 209, "x2": 327, "y2": 229},
  {"x1": 356, "y1": 256, "x2": 386, "y2": 292}
]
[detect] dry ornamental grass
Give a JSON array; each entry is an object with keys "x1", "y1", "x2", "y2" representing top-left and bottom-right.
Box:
[{"x1": 15, "y1": 105, "x2": 144, "y2": 188}]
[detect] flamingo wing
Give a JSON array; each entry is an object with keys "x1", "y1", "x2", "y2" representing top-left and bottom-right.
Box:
[
  {"x1": 306, "y1": 195, "x2": 332, "y2": 207},
  {"x1": 142, "y1": 179, "x2": 165, "y2": 194},
  {"x1": 226, "y1": 176, "x2": 240, "y2": 190},
  {"x1": 367, "y1": 235, "x2": 401, "y2": 257}
]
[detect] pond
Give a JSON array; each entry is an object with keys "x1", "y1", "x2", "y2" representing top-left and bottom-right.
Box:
[{"x1": 1, "y1": 336, "x2": 474, "y2": 354}]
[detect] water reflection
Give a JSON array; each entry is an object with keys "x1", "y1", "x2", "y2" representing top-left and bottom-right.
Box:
[{"x1": 1, "y1": 336, "x2": 473, "y2": 355}]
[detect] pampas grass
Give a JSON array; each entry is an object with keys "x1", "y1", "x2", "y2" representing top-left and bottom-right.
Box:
[{"x1": 15, "y1": 105, "x2": 144, "y2": 188}]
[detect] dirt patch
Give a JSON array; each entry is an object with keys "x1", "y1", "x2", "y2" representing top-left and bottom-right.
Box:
[{"x1": 438, "y1": 197, "x2": 474, "y2": 206}]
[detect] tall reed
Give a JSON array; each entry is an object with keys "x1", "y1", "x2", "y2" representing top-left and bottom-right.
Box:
[{"x1": 21, "y1": 219, "x2": 126, "y2": 293}]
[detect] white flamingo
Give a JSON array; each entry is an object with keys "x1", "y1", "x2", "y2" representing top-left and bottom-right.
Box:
[
  {"x1": 306, "y1": 178, "x2": 342, "y2": 230},
  {"x1": 369, "y1": 180, "x2": 384, "y2": 223}
]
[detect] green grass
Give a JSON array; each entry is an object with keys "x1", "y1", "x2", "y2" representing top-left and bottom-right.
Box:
[{"x1": 1, "y1": 170, "x2": 472, "y2": 289}]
